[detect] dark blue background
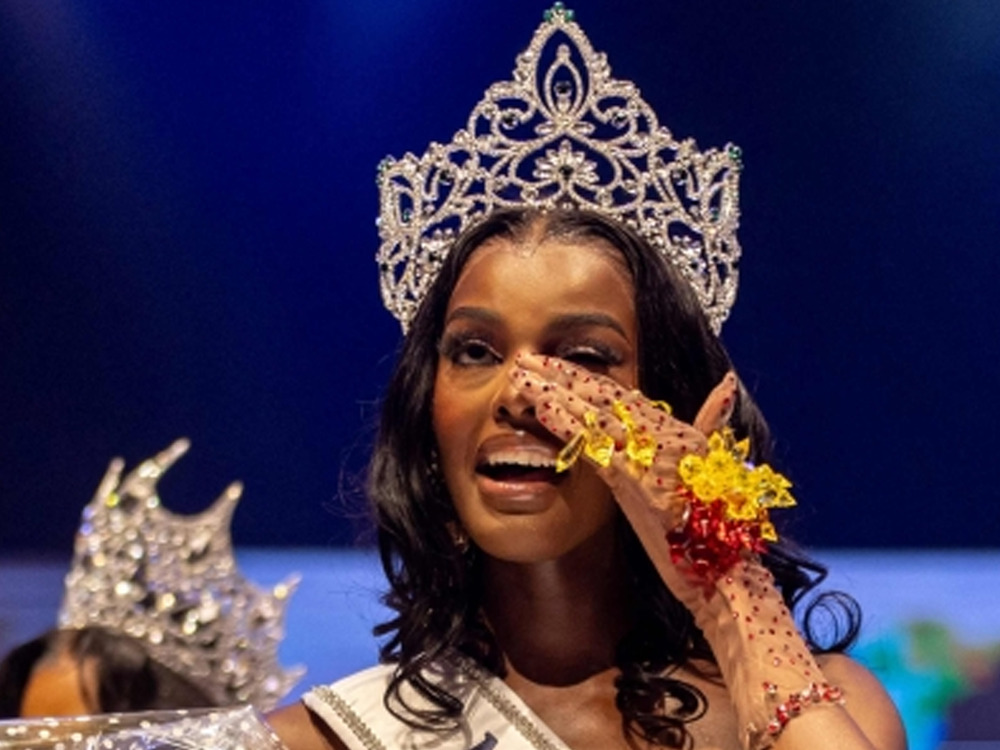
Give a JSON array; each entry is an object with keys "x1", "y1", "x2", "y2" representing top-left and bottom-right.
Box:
[{"x1": 2, "y1": 1, "x2": 998, "y2": 552}]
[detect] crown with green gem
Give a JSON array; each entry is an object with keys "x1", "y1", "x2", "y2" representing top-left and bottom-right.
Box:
[
  {"x1": 375, "y1": 3, "x2": 743, "y2": 334},
  {"x1": 58, "y1": 439, "x2": 305, "y2": 710}
]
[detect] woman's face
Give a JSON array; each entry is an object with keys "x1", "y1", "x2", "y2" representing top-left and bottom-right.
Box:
[
  {"x1": 19, "y1": 642, "x2": 96, "y2": 717},
  {"x1": 432, "y1": 232, "x2": 639, "y2": 563}
]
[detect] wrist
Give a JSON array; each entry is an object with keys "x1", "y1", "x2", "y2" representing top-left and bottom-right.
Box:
[{"x1": 690, "y1": 559, "x2": 843, "y2": 750}]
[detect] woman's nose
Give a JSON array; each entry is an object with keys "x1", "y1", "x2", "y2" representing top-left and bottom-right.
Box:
[{"x1": 492, "y1": 352, "x2": 537, "y2": 425}]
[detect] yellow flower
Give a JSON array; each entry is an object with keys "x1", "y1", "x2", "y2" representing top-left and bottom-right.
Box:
[
  {"x1": 612, "y1": 401, "x2": 656, "y2": 470},
  {"x1": 582, "y1": 412, "x2": 615, "y2": 466},
  {"x1": 678, "y1": 428, "x2": 796, "y2": 528},
  {"x1": 556, "y1": 411, "x2": 615, "y2": 472}
]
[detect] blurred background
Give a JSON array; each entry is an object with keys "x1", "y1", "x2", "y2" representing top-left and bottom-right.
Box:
[{"x1": 1, "y1": 1, "x2": 998, "y2": 747}]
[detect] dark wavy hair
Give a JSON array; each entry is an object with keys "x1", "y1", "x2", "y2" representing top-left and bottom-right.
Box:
[
  {"x1": 367, "y1": 208, "x2": 860, "y2": 748},
  {"x1": 0, "y1": 626, "x2": 215, "y2": 717}
]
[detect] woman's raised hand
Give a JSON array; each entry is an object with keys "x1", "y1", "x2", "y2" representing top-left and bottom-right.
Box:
[{"x1": 510, "y1": 352, "x2": 738, "y2": 596}]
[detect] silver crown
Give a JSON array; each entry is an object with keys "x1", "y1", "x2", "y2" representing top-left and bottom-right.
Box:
[
  {"x1": 58, "y1": 439, "x2": 305, "y2": 711},
  {"x1": 376, "y1": 3, "x2": 743, "y2": 334}
]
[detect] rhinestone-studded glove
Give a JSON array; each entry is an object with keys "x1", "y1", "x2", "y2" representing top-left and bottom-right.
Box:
[{"x1": 511, "y1": 354, "x2": 842, "y2": 750}]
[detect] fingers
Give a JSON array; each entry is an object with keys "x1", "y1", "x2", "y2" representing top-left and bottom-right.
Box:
[
  {"x1": 510, "y1": 358, "x2": 658, "y2": 453},
  {"x1": 511, "y1": 353, "x2": 701, "y2": 447},
  {"x1": 510, "y1": 354, "x2": 703, "y2": 488},
  {"x1": 692, "y1": 371, "x2": 738, "y2": 436},
  {"x1": 516, "y1": 353, "x2": 739, "y2": 441},
  {"x1": 514, "y1": 353, "x2": 675, "y2": 426},
  {"x1": 512, "y1": 354, "x2": 697, "y2": 530},
  {"x1": 511, "y1": 354, "x2": 742, "y2": 477}
]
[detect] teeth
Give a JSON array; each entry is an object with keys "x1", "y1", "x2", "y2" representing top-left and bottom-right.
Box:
[{"x1": 482, "y1": 450, "x2": 556, "y2": 469}]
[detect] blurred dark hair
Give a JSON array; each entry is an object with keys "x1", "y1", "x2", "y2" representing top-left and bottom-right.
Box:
[
  {"x1": 367, "y1": 208, "x2": 860, "y2": 748},
  {"x1": 0, "y1": 626, "x2": 215, "y2": 718}
]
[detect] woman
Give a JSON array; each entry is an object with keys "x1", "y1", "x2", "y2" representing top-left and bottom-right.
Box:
[
  {"x1": 270, "y1": 6, "x2": 906, "y2": 749},
  {"x1": 270, "y1": 207, "x2": 904, "y2": 750},
  {"x1": 0, "y1": 627, "x2": 215, "y2": 717}
]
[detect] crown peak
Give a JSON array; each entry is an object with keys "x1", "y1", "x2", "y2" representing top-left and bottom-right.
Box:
[{"x1": 543, "y1": 3, "x2": 575, "y2": 23}]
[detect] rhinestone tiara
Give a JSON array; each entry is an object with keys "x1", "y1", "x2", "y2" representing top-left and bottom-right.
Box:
[
  {"x1": 375, "y1": 3, "x2": 743, "y2": 334},
  {"x1": 58, "y1": 439, "x2": 305, "y2": 711}
]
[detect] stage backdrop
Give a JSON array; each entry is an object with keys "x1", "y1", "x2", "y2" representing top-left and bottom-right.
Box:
[{"x1": 1, "y1": 1, "x2": 998, "y2": 552}]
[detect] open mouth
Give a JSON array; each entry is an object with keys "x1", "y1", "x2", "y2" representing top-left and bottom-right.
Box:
[{"x1": 476, "y1": 450, "x2": 561, "y2": 484}]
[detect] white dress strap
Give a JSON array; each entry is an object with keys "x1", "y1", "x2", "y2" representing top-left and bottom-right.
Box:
[{"x1": 302, "y1": 660, "x2": 572, "y2": 750}]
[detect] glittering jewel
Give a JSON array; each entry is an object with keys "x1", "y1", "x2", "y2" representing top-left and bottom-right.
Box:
[
  {"x1": 612, "y1": 401, "x2": 656, "y2": 471},
  {"x1": 678, "y1": 428, "x2": 795, "y2": 528},
  {"x1": 649, "y1": 399, "x2": 672, "y2": 414},
  {"x1": 555, "y1": 411, "x2": 614, "y2": 472},
  {"x1": 58, "y1": 439, "x2": 304, "y2": 710},
  {"x1": 669, "y1": 428, "x2": 797, "y2": 584},
  {"x1": 376, "y1": 5, "x2": 742, "y2": 334}
]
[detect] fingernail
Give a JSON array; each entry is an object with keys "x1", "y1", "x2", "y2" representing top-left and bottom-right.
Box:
[{"x1": 721, "y1": 394, "x2": 736, "y2": 424}]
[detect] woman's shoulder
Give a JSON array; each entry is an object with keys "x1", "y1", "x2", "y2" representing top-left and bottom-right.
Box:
[
  {"x1": 816, "y1": 651, "x2": 890, "y2": 695},
  {"x1": 817, "y1": 652, "x2": 908, "y2": 750},
  {"x1": 267, "y1": 665, "x2": 397, "y2": 750}
]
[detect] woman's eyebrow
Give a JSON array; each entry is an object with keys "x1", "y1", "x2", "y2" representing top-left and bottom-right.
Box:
[{"x1": 443, "y1": 306, "x2": 501, "y2": 327}]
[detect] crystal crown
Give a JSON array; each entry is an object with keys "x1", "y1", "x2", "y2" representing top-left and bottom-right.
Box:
[
  {"x1": 58, "y1": 439, "x2": 305, "y2": 710},
  {"x1": 376, "y1": 3, "x2": 743, "y2": 334}
]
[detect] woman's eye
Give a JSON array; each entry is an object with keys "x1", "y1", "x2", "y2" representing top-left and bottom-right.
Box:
[
  {"x1": 457, "y1": 341, "x2": 497, "y2": 365},
  {"x1": 566, "y1": 351, "x2": 607, "y2": 367},
  {"x1": 440, "y1": 335, "x2": 501, "y2": 366},
  {"x1": 561, "y1": 347, "x2": 618, "y2": 370}
]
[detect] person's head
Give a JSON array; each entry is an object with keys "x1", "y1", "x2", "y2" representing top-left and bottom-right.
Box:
[
  {"x1": 371, "y1": 207, "x2": 771, "y2": 613},
  {"x1": 428, "y1": 209, "x2": 770, "y2": 564},
  {"x1": 0, "y1": 627, "x2": 215, "y2": 718},
  {"x1": 372, "y1": 208, "x2": 768, "y2": 542}
]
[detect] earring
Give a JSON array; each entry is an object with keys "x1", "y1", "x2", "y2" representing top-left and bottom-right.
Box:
[
  {"x1": 447, "y1": 521, "x2": 471, "y2": 554},
  {"x1": 428, "y1": 447, "x2": 447, "y2": 495}
]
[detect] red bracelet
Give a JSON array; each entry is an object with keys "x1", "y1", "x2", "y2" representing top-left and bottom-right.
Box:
[{"x1": 763, "y1": 681, "x2": 845, "y2": 737}]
